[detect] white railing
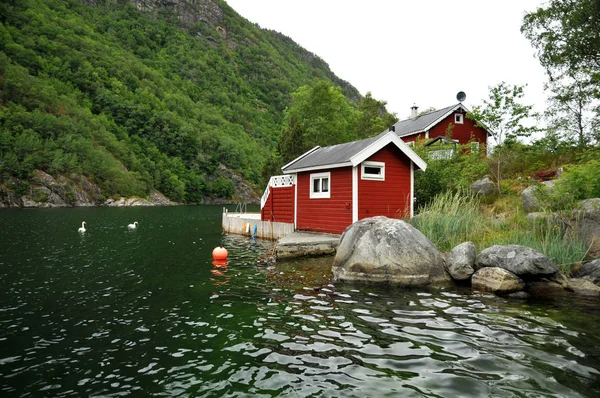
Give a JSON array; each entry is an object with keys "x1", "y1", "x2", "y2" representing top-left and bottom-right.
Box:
[{"x1": 261, "y1": 175, "x2": 295, "y2": 209}]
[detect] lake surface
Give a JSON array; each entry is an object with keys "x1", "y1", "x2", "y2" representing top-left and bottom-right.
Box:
[{"x1": 1, "y1": 205, "x2": 600, "y2": 397}]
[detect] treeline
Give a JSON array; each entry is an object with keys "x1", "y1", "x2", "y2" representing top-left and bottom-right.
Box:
[{"x1": 0, "y1": 0, "x2": 393, "y2": 202}]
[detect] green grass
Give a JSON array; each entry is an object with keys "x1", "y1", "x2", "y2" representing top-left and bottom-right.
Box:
[{"x1": 408, "y1": 190, "x2": 588, "y2": 274}]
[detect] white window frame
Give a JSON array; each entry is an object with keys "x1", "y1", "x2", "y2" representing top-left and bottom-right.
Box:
[
  {"x1": 310, "y1": 172, "x2": 331, "y2": 199},
  {"x1": 361, "y1": 161, "x2": 385, "y2": 181},
  {"x1": 471, "y1": 141, "x2": 480, "y2": 153},
  {"x1": 454, "y1": 113, "x2": 464, "y2": 124}
]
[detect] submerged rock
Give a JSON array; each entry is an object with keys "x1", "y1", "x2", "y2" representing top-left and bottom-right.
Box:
[
  {"x1": 472, "y1": 267, "x2": 525, "y2": 294},
  {"x1": 332, "y1": 216, "x2": 452, "y2": 287},
  {"x1": 446, "y1": 242, "x2": 477, "y2": 281},
  {"x1": 477, "y1": 245, "x2": 558, "y2": 279}
]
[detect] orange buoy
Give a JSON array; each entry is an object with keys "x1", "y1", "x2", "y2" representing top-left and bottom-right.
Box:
[{"x1": 212, "y1": 246, "x2": 228, "y2": 261}]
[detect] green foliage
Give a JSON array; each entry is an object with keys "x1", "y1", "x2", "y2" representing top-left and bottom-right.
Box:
[
  {"x1": 413, "y1": 141, "x2": 487, "y2": 209},
  {"x1": 410, "y1": 190, "x2": 486, "y2": 251},
  {"x1": 355, "y1": 92, "x2": 398, "y2": 139},
  {"x1": 468, "y1": 82, "x2": 538, "y2": 194},
  {"x1": 521, "y1": 0, "x2": 600, "y2": 93},
  {"x1": 409, "y1": 190, "x2": 587, "y2": 273},
  {"x1": 0, "y1": 0, "x2": 392, "y2": 202},
  {"x1": 535, "y1": 159, "x2": 600, "y2": 211},
  {"x1": 278, "y1": 80, "x2": 359, "y2": 163}
]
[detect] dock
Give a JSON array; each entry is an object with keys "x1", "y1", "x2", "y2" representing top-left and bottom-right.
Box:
[
  {"x1": 221, "y1": 208, "x2": 340, "y2": 259},
  {"x1": 276, "y1": 231, "x2": 340, "y2": 260},
  {"x1": 221, "y1": 208, "x2": 294, "y2": 240}
]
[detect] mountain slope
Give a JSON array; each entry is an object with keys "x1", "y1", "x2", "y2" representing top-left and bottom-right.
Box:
[{"x1": 0, "y1": 0, "x2": 374, "y2": 204}]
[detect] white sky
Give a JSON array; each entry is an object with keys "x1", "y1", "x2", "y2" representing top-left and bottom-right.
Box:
[{"x1": 225, "y1": 0, "x2": 548, "y2": 120}]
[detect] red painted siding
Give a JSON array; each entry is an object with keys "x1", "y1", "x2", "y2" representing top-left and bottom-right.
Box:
[
  {"x1": 428, "y1": 112, "x2": 487, "y2": 152},
  {"x1": 400, "y1": 111, "x2": 488, "y2": 153},
  {"x1": 358, "y1": 144, "x2": 412, "y2": 220},
  {"x1": 261, "y1": 185, "x2": 295, "y2": 223},
  {"x1": 296, "y1": 168, "x2": 352, "y2": 234}
]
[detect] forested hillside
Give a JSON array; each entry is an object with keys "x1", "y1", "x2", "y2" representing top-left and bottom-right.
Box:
[{"x1": 0, "y1": 0, "x2": 389, "y2": 204}]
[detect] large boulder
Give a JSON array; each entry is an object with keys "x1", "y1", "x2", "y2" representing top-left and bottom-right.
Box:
[
  {"x1": 477, "y1": 244, "x2": 558, "y2": 279},
  {"x1": 469, "y1": 176, "x2": 496, "y2": 196},
  {"x1": 472, "y1": 267, "x2": 525, "y2": 294},
  {"x1": 521, "y1": 180, "x2": 556, "y2": 213},
  {"x1": 571, "y1": 259, "x2": 600, "y2": 284},
  {"x1": 571, "y1": 205, "x2": 600, "y2": 260},
  {"x1": 446, "y1": 242, "x2": 477, "y2": 281},
  {"x1": 332, "y1": 216, "x2": 452, "y2": 287}
]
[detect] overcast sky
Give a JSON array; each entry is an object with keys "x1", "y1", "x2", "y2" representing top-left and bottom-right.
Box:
[{"x1": 225, "y1": 0, "x2": 548, "y2": 120}]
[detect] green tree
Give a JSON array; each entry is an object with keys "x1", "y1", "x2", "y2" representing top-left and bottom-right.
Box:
[
  {"x1": 355, "y1": 92, "x2": 397, "y2": 139},
  {"x1": 278, "y1": 80, "x2": 358, "y2": 163},
  {"x1": 521, "y1": 0, "x2": 600, "y2": 91},
  {"x1": 468, "y1": 82, "x2": 538, "y2": 194},
  {"x1": 522, "y1": 0, "x2": 600, "y2": 146}
]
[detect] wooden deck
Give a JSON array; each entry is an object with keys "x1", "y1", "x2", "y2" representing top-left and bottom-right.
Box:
[{"x1": 221, "y1": 208, "x2": 295, "y2": 240}]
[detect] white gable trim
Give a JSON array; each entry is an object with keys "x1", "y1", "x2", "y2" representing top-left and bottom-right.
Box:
[
  {"x1": 350, "y1": 130, "x2": 427, "y2": 171},
  {"x1": 281, "y1": 146, "x2": 321, "y2": 172},
  {"x1": 352, "y1": 166, "x2": 358, "y2": 223},
  {"x1": 420, "y1": 104, "x2": 470, "y2": 133}
]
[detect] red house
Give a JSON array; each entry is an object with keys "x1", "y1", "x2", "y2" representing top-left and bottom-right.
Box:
[
  {"x1": 395, "y1": 103, "x2": 490, "y2": 153},
  {"x1": 261, "y1": 130, "x2": 427, "y2": 235}
]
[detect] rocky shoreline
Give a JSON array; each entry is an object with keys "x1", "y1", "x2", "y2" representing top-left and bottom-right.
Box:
[
  {"x1": 332, "y1": 216, "x2": 600, "y2": 299},
  {"x1": 0, "y1": 169, "x2": 259, "y2": 208}
]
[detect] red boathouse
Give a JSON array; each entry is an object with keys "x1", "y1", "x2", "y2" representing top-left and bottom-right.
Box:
[{"x1": 261, "y1": 130, "x2": 427, "y2": 235}]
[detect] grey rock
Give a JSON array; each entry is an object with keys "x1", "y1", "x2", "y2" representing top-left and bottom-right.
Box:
[
  {"x1": 578, "y1": 198, "x2": 600, "y2": 212},
  {"x1": 567, "y1": 279, "x2": 600, "y2": 296},
  {"x1": 571, "y1": 207, "x2": 600, "y2": 260},
  {"x1": 571, "y1": 259, "x2": 600, "y2": 284},
  {"x1": 446, "y1": 242, "x2": 477, "y2": 281},
  {"x1": 469, "y1": 176, "x2": 497, "y2": 196},
  {"x1": 526, "y1": 280, "x2": 567, "y2": 297},
  {"x1": 472, "y1": 267, "x2": 526, "y2": 294},
  {"x1": 521, "y1": 180, "x2": 556, "y2": 213},
  {"x1": 477, "y1": 244, "x2": 558, "y2": 279},
  {"x1": 332, "y1": 216, "x2": 452, "y2": 287}
]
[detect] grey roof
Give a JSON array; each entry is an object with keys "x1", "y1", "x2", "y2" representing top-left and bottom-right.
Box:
[
  {"x1": 282, "y1": 134, "x2": 382, "y2": 172},
  {"x1": 392, "y1": 104, "x2": 459, "y2": 137}
]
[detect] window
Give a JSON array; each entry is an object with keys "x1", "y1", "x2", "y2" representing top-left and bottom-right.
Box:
[
  {"x1": 454, "y1": 113, "x2": 464, "y2": 124},
  {"x1": 310, "y1": 172, "x2": 330, "y2": 198},
  {"x1": 361, "y1": 161, "x2": 385, "y2": 181},
  {"x1": 471, "y1": 141, "x2": 480, "y2": 153}
]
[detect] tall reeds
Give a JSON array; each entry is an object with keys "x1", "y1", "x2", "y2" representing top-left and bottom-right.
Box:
[{"x1": 408, "y1": 190, "x2": 587, "y2": 274}]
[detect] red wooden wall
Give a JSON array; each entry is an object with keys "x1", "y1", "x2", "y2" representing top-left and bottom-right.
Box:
[
  {"x1": 296, "y1": 167, "x2": 352, "y2": 234},
  {"x1": 358, "y1": 144, "x2": 412, "y2": 220},
  {"x1": 261, "y1": 185, "x2": 295, "y2": 223},
  {"x1": 401, "y1": 111, "x2": 488, "y2": 153}
]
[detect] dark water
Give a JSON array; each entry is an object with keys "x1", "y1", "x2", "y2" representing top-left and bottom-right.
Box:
[{"x1": 1, "y1": 206, "x2": 600, "y2": 397}]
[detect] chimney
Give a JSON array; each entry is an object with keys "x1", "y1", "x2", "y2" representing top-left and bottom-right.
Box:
[
  {"x1": 410, "y1": 104, "x2": 418, "y2": 118},
  {"x1": 389, "y1": 125, "x2": 395, "y2": 132}
]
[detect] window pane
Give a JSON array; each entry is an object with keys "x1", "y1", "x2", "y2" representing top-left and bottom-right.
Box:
[
  {"x1": 364, "y1": 166, "x2": 381, "y2": 175},
  {"x1": 313, "y1": 178, "x2": 320, "y2": 193},
  {"x1": 321, "y1": 178, "x2": 329, "y2": 192}
]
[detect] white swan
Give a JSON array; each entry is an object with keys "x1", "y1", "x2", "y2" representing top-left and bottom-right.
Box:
[
  {"x1": 128, "y1": 221, "x2": 139, "y2": 229},
  {"x1": 78, "y1": 221, "x2": 86, "y2": 233}
]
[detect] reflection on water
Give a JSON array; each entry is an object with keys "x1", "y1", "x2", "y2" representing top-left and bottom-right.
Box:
[{"x1": 0, "y1": 206, "x2": 599, "y2": 397}]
